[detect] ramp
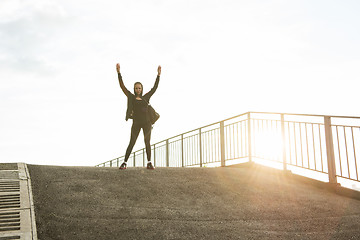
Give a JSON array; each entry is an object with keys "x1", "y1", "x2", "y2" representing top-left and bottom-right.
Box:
[{"x1": 28, "y1": 164, "x2": 360, "y2": 240}]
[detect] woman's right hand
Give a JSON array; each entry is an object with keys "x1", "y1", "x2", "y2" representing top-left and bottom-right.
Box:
[
  {"x1": 157, "y1": 65, "x2": 161, "y2": 76},
  {"x1": 116, "y1": 63, "x2": 120, "y2": 73}
]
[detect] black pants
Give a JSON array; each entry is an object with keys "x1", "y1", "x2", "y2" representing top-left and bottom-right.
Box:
[{"x1": 124, "y1": 121, "x2": 152, "y2": 162}]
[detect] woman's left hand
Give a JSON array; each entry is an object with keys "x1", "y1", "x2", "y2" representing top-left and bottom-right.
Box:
[{"x1": 157, "y1": 65, "x2": 161, "y2": 76}]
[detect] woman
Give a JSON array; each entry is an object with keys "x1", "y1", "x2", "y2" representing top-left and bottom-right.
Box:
[{"x1": 116, "y1": 63, "x2": 161, "y2": 170}]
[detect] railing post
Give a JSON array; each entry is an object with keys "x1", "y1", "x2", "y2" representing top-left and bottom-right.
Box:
[
  {"x1": 281, "y1": 114, "x2": 287, "y2": 171},
  {"x1": 133, "y1": 152, "x2": 136, "y2": 167},
  {"x1": 153, "y1": 144, "x2": 156, "y2": 167},
  {"x1": 181, "y1": 134, "x2": 184, "y2": 167},
  {"x1": 143, "y1": 148, "x2": 145, "y2": 167},
  {"x1": 110, "y1": 160, "x2": 112, "y2": 167},
  {"x1": 199, "y1": 129, "x2": 203, "y2": 167},
  {"x1": 248, "y1": 113, "x2": 252, "y2": 163},
  {"x1": 324, "y1": 116, "x2": 337, "y2": 184},
  {"x1": 166, "y1": 139, "x2": 169, "y2": 167},
  {"x1": 220, "y1": 121, "x2": 225, "y2": 167},
  {"x1": 117, "y1": 158, "x2": 119, "y2": 168}
]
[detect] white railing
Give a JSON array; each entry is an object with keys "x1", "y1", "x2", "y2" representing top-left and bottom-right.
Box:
[{"x1": 96, "y1": 112, "x2": 360, "y2": 185}]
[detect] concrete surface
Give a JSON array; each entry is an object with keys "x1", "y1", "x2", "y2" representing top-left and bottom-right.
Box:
[{"x1": 28, "y1": 164, "x2": 360, "y2": 240}]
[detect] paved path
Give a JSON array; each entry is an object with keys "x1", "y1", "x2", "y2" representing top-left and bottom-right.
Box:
[{"x1": 28, "y1": 164, "x2": 360, "y2": 240}]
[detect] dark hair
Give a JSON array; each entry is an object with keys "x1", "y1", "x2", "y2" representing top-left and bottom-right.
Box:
[{"x1": 133, "y1": 82, "x2": 143, "y2": 96}]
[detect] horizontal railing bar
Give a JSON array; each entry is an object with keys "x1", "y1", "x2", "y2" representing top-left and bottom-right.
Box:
[
  {"x1": 224, "y1": 156, "x2": 248, "y2": 161},
  {"x1": 169, "y1": 139, "x2": 182, "y2": 144},
  {"x1": 224, "y1": 119, "x2": 248, "y2": 127},
  {"x1": 284, "y1": 120, "x2": 324, "y2": 125},
  {"x1": 336, "y1": 175, "x2": 359, "y2": 181},
  {"x1": 182, "y1": 133, "x2": 200, "y2": 140},
  {"x1": 287, "y1": 163, "x2": 328, "y2": 174},
  {"x1": 199, "y1": 128, "x2": 219, "y2": 135},
  {"x1": 332, "y1": 124, "x2": 360, "y2": 128},
  {"x1": 250, "y1": 111, "x2": 360, "y2": 119},
  {"x1": 252, "y1": 119, "x2": 317, "y2": 126},
  {"x1": 253, "y1": 118, "x2": 357, "y2": 126},
  {"x1": 251, "y1": 118, "x2": 281, "y2": 121}
]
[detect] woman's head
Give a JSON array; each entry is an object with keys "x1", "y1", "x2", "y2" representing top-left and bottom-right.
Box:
[{"x1": 134, "y1": 82, "x2": 143, "y2": 96}]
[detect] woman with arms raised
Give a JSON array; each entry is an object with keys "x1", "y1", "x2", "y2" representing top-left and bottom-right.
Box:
[{"x1": 116, "y1": 63, "x2": 161, "y2": 170}]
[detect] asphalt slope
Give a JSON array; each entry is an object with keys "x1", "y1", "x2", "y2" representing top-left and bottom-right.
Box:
[{"x1": 28, "y1": 164, "x2": 360, "y2": 240}]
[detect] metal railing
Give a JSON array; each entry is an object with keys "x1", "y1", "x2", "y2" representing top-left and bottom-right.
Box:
[{"x1": 96, "y1": 112, "x2": 360, "y2": 185}]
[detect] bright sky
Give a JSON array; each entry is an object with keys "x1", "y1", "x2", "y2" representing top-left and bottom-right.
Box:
[{"x1": 1, "y1": 0, "x2": 360, "y2": 166}]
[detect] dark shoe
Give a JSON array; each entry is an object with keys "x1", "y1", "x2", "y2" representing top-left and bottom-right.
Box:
[
  {"x1": 147, "y1": 162, "x2": 155, "y2": 170},
  {"x1": 119, "y1": 162, "x2": 127, "y2": 170}
]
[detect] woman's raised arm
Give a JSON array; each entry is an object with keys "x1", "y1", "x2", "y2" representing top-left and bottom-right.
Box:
[
  {"x1": 116, "y1": 63, "x2": 130, "y2": 97},
  {"x1": 144, "y1": 65, "x2": 161, "y2": 98}
]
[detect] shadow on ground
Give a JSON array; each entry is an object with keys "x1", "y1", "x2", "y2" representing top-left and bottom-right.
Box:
[{"x1": 28, "y1": 164, "x2": 360, "y2": 240}]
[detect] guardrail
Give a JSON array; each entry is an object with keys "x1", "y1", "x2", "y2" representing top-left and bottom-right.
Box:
[{"x1": 96, "y1": 111, "x2": 360, "y2": 185}]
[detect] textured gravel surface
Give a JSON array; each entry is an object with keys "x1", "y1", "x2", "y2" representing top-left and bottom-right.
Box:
[{"x1": 28, "y1": 164, "x2": 360, "y2": 240}]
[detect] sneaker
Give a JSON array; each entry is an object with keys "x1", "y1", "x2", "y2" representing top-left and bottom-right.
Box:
[
  {"x1": 147, "y1": 162, "x2": 155, "y2": 170},
  {"x1": 119, "y1": 162, "x2": 127, "y2": 170}
]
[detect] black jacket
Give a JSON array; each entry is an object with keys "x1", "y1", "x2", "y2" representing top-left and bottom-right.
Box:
[{"x1": 117, "y1": 73, "x2": 160, "y2": 121}]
